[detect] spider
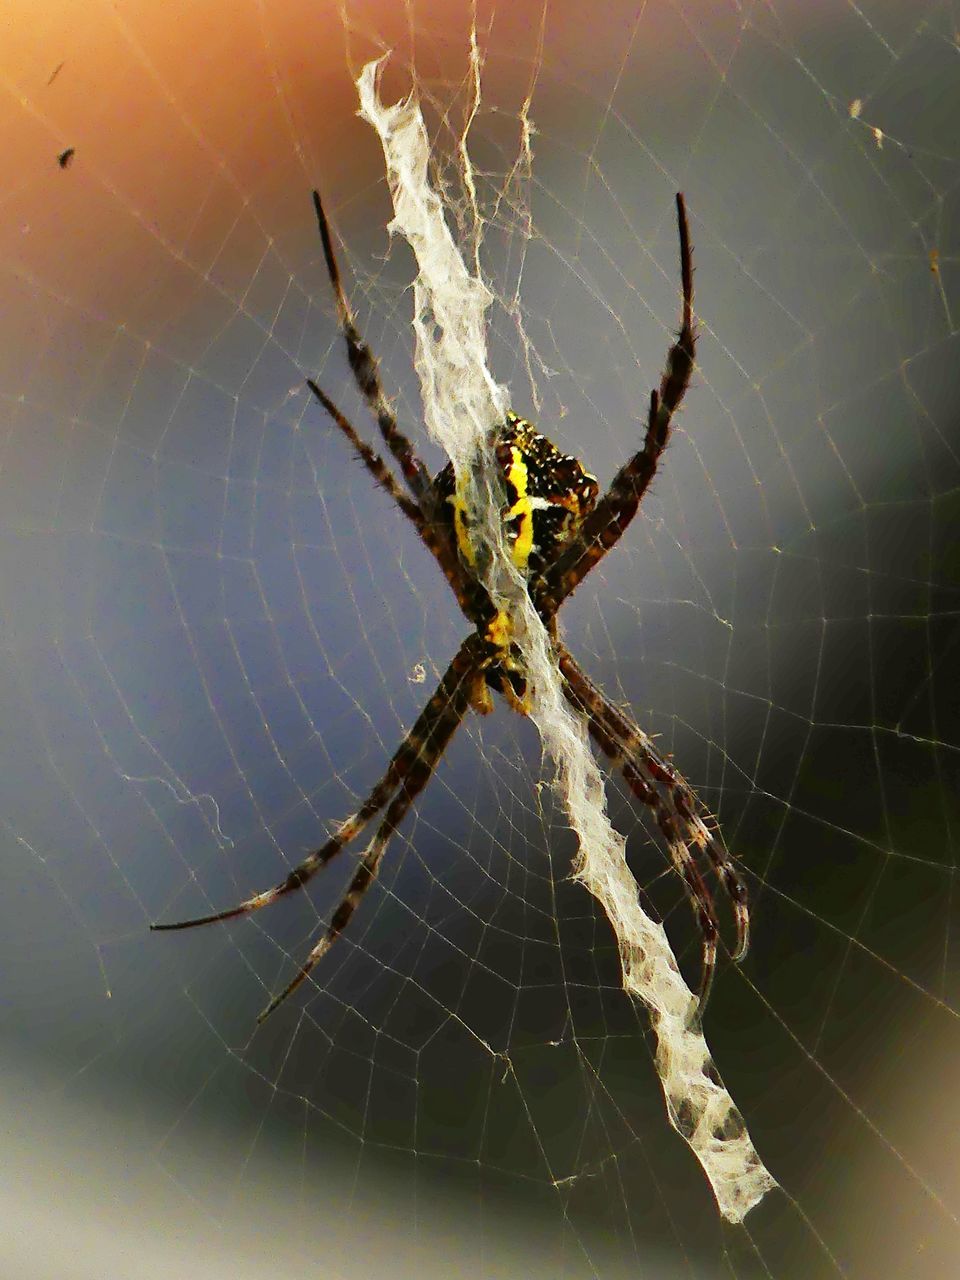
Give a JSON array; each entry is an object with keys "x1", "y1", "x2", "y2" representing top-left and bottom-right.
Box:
[{"x1": 153, "y1": 189, "x2": 749, "y2": 1024}]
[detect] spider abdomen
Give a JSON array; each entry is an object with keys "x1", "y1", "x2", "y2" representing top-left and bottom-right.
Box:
[{"x1": 435, "y1": 411, "x2": 598, "y2": 578}]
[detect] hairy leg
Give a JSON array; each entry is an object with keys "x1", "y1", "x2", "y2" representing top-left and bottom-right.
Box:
[
  {"x1": 152, "y1": 635, "x2": 484, "y2": 938},
  {"x1": 306, "y1": 378, "x2": 473, "y2": 618},
  {"x1": 312, "y1": 188, "x2": 433, "y2": 502},
  {"x1": 256, "y1": 668, "x2": 472, "y2": 1022},
  {"x1": 557, "y1": 644, "x2": 749, "y2": 1007},
  {"x1": 538, "y1": 194, "x2": 695, "y2": 617}
]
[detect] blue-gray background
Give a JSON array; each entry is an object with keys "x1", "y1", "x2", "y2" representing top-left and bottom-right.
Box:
[{"x1": 1, "y1": 3, "x2": 958, "y2": 1277}]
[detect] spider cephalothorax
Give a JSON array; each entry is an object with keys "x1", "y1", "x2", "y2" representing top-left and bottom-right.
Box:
[{"x1": 153, "y1": 189, "x2": 749, "y2": 1024}]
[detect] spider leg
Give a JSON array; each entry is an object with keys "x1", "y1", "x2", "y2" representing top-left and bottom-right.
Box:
[
  {"x1": 560, "y1": 661, "x2": 719, "y2": 1008},
  {"x1": 256, "y1": 665, "x2": 471, "y2": 1023},
  {"x1": 306, "y1": 378, "x2": 474, "y2": 619},
  {"x1": 152, "y1": 635, "x2": 484, "y2": 937},
  {"x1": 557, "y1": 645, "x2": 748, "y2": 1009},
  {"x1": 312, "y1": 188, "x2": 433, "y2": 503},
  {"x1": 306, "y1": 378, "x2": 425, "y2": 528},
  {"x1": 582, "y1": 700, "x2": 720, "y2": 1009},
  {"x1": 559, "y1": 643, "x2": 749, "y2": 957},
  {"x1": 537, "y1": 194, "x2": 695, "y2": 618}
]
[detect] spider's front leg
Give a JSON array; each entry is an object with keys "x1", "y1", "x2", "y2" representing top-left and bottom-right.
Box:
[
  {"x1": 536, "y1": 193, "x2": 695, "y2": 618},
  {"x1": 311, "y1": 188, "x2": 433, "y2": 503},
  {"x1": 308, "y1": 189, "x2": 482, "y2": 625},
  {"x1": 305, "y1": 378, "x2": 475, "y2": 621}
]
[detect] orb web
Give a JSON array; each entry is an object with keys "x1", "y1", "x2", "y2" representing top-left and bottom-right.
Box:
[{"x1": 1, "y1": 3, "x2": 958, "y2": 1278}]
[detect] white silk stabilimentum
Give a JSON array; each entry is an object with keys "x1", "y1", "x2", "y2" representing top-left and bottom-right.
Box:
[{"x1": 355, "y1": 53, "x2": 776, "y2": 1224}]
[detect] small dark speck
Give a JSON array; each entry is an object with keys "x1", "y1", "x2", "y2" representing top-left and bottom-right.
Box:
[
  {"x1": 48, "y1": 61, "x2": 65, "y2": 86},
  {"x1": 58, "y1": 147, "x2": 75, "y2": 169}
]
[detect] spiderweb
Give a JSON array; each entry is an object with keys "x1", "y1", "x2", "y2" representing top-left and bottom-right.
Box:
[{"x1": 2, "y1": 3, "x2": 959, "y2": 1278}]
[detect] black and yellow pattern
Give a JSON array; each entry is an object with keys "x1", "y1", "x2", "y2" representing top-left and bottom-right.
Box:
[
  {"x1": 434, "y1": 411, "x2": 599, "y2": 576},
  {"x1": 431, "y1": 412, "x2": 599, "y2": 712}
]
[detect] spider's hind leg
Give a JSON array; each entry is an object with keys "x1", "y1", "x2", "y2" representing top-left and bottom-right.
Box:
[
  {"x1": 152, "y1": 635, "x2": 484, "y2": 1016},
  {"x1": 556, "y1": 644, "x2": 748, "y2": 1012},
  {"x1": 256, "y1": 642, "x2": 477, "y2": 1022},
  {"x1": 589, "y1": 708, "x2": 721, "y2": 1010}
]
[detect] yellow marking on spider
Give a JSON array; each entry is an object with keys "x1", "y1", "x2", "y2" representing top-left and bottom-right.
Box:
[
  {"x1": 469, "y1": 670, "x2": 494, "y2": 715},
  {"x1": 446, "y1": 442, "x2": 538, "y2": 572},
  {"x1": 504, "y1": 445, "x2": 535, "y2": 571},
  {"x1": 485, "y1": 609, "x2": 512, "y2": 651},
  {"x1": 448, "y1": 487, "x2": 476, "y2": 568},
  {"x1": 483, "y1": 610, "x2": 532, "y2": 713}
]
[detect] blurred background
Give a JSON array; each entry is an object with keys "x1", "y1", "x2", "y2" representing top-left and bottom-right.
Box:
[{"x1": 1, "y1": 2, "x2": 958, "y2": 1277}]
